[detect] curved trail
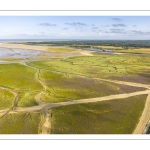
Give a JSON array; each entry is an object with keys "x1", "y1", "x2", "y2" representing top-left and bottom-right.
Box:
[
  {"x1": 133, "y1": 92, "x2": 150, "y2": 134},
  {"x1": 40, "y1": 109, "x2": 51, "y2": 134},
  {"x1": 95, "y1": 78, "x2": 150, "y2": 89},
  {"x1": 0, "y1": 60, "x2": 150, "y2": 134},
  {"x1": 0, "y1": 90, "x2": 149, "y2": 114},
  {"x1": 35, "y1": 69, "x2": 50, "y2": 134}
]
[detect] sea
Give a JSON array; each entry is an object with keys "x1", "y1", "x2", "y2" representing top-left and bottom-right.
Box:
[{"x1": 0, "y1": 39, "x2": 82, "y2": 43}]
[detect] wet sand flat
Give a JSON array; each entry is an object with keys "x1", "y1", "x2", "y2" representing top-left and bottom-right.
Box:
[
  {"x1": 0, "y1": 43, "x2": 48, "y2": 51},
  {"x1": 0, "y1": 43, "x2": 93, "y2": 59}
]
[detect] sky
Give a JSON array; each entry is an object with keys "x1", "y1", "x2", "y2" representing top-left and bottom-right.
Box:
[{"x1": 0, "y1": 16, "x2": 150, "y2": 40}]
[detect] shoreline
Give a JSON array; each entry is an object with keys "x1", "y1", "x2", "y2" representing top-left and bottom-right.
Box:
[
  {"x1": 0, "y1": 43, "x2": 94, "y2": 57},
  {"x1": 0, "y1": 43, "x2": 49, "y2": 52}
]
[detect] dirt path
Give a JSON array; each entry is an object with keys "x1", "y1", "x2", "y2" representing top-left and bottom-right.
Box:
[
  {"x1": 95, "y1": 78, "x2": 150, "y2": 89},
  {"x1": 0, "y1": 90, "x2": 149, "y2": 114},
  {"x1": 40, "y1": 109, "x2": 51, "y2": 134},
  {"x1": 133, "y1": 92, "x2": 150, "y2": 134},
  {"x1": 21, "y1": 61, "x2": 49, "y2": 133}
]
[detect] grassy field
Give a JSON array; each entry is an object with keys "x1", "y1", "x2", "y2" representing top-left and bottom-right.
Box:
[
  {"x1": 39, "y1": 70, "x2": 145, "y2": 103},
  {"x1": 0, "y1": 90, "x2": 14, "y2": 110},
  {"x1": 27, "y1": 54, "x2": 150, "y2": 79},
  {"x1": 67, "y1": 55, "x2": 150, "y2": 77},
  {"x1": 0, "y1": 63, "x2": 43, "y2": 90},
  {"x1": 114, "y1": 48, "x2": 150, "y2": 54},
  {"x1": 27, "y1": 58, "x2": 84, "y2": 76},
  {"x1": 0, "y1": 113, "x2": 41, "y2": 134},
  {"x1": 51, "y1": 94, "x2": 147, "y2": 134},
  {"x1": 17, "y1": 91, "x2": 39, "y2": 107}
]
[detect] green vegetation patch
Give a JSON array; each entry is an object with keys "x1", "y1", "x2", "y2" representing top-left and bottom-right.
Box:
[
  {"x1": 0, "y1": 90, "x2": 14, "y2": 110},
  {"x1": 67, "y1": 55, "x2": 150, "y2": 77},
  {"x1": 18, "y1": 91, "x2": 39, "y2": 107},
  {"x1": 27, "y1": 59, "x2": 83, "y2": 76},
  {"x1": 51, "y1": 95, "x2": 147, "y2": 134},
  {"x1": 39, "y1": 70, "x2": 145, "y2": 103},
  {"x1": 27, "y1": 54, "x2": 150, "y2": 79},
  {"x1": 0, "y1": 113, "x2": 41, "y2": 134},
  {"x1": 0, "y1": 63, "x2": 43, "y2": 90}
]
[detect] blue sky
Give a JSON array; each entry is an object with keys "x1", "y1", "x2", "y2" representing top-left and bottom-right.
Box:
[{"x1": 0, "y1": 16, "x2": 150, "y2": 40}]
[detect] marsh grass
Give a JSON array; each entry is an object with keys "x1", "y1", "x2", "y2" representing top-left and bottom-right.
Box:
[
  {"x1": 0, "y1": 90, "x2": 14, "y2": 110},
  {"x1": 51, "y1": 95, "x2": 147, "y2": 134},
  {"x1": 27, "y1": 54, "x2": 150, "y2": 79},
  {"x1": 114, "y1": 48, "x2": 150, "y2": 54},
  {"x1": 39, "y1": 70, "x2": 145, "y2": 103},
  {"x1": 0, "y1": 113, "x2": 41, "y2": 134},
  {"x1": 0, "y1": 63, "x2": 43, "y2": 90},
  {"x1": 18, "y1": 91, "x2": 39, "y2": 107}
]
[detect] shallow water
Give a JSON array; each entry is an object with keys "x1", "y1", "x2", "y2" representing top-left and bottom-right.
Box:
[
  {"x1": 85, "y1": 48, "x2": 103, "y2": 52},
  {"x1": 0, "y1": 48, "x2": 49, "y2": 59},
  {"x1": 103, "y1": 49, "x2": 112, "y2": 52}
]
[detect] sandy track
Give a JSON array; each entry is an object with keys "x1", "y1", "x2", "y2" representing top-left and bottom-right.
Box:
[
  {"x1": 0, "y1": 89, "x2": 149, "y2": 134},
  {"x1": 19, "y1": 61, "x2": 49, "y2": 133},
  {"x1": 133, "y1": 92, "x2": 150, "y2": 134},
  {"x1": 0, "y1": 90, "x2": 149, "y2": 115},
  {"x1": 41, "y1": 110, "x2": 51, "y2": 134},
  {"x1": 34, "y1": 68, "x2": 50, "y2": 134},
  {"x1": 95, "y1": 78, "x2": 150, "y2": 89}
]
